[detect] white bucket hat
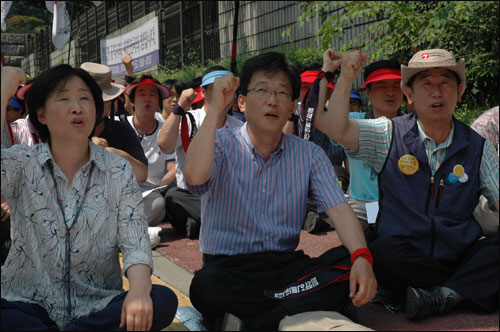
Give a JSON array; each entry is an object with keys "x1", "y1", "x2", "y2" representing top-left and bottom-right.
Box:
[
  {"x1": 80, "y1": 62, "x2": 125, "y2": 102},
  {"x1": 401, "y1": 49, "x2": 466, "y2": 91}
]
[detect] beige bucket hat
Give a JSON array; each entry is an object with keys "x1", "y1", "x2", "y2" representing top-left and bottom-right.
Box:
[
  {"x1": 401, "y1": 49, "x2": 465, "y2": 91},
  {"x1": 80, "y1": 62, "x2": 125, "y2": 101}
]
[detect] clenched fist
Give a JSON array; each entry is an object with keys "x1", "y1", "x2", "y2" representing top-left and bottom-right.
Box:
[
  {"x1": 178, "y1": 88, "x2": 198, "y2": 110},
  {"x1": 340, "y1": 50, "x2": 367, "y2": 81},
  {"x1": 322, "y1": 49, "x2": 342, "y2": 73},
  {"x1": 121, "y1": 53, "x2": 134, "y2": 75},
  {"x1": 209, "y1": 73, "x2": 239, "y2": 116},
  {"x1": 1, "y1": 66, "x2": 26, "y2": 103}
]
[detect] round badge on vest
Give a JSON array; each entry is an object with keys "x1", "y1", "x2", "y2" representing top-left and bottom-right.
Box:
[
  {"x1": 449, "y1": 164, "x2": 469, "y2": 184},
  {"x1": 448, "y1": 164, "x2": 469, "y2": 183},
  {"x1": 398, "y1": 154, "x2": 419, "y2": 175}
]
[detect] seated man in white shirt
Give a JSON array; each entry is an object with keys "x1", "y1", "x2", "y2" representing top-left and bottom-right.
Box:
[{"x1": 158, "y1": 67, "x2": 243, "y2": 239}]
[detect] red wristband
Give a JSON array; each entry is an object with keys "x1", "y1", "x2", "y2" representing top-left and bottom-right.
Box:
[{"x1": 351, "y1": 248, "x2": 373, "y2": 267}]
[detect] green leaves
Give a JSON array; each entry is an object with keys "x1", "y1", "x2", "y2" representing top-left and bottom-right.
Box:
[{"x1": 294, "y1": 1, "x2": 499, "y2": 111}]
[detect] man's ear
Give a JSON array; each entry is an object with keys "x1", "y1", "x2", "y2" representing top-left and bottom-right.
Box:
[
  {"x1": 36, "y1": 107, "x2": 47, "y2": 125},
  {"x1": 457, "y1": 82, "x2": 465, "y2": 102},
  {"x1": 238, "y1": 94, "x2": 246, "y2": 114},
  {"x1": 404, "y1": 87, "x2": 414, "y2": 105}
]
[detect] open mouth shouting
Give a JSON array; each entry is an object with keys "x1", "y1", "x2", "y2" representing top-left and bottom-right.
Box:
[{"x1": 71, "y1": 117, "x2": 85, "y2": 128}]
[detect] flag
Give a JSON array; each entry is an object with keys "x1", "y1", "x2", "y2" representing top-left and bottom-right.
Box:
[
  {"x1": 1, "y1": 1, "x2": 12, "y2": 32},
  {"x1": 45, "y1": 1, "x2": 71, "y2": 51}
]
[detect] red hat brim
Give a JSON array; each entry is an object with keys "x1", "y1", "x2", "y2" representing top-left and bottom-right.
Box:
[{"x1": 124, "y1": 78, "x2": 170, "y2": 99}]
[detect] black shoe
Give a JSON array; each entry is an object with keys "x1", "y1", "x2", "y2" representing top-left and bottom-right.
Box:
[
  {"x1": 186, "y1": 217, "x2": 200, "y2": 239},
  {"x1": 406, "y1": 286, "x2": 461, "y2": 321},
  {"x1": 303, "y1": 211, "x2": 330, "y2": 233},
  {"x1": 370, "y1": 286, "x2": 405, "y2": 313}
]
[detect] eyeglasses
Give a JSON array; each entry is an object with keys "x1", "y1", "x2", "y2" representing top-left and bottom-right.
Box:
[{"x1": 247, "y1": 88, "x2": 292, "y2": 102}]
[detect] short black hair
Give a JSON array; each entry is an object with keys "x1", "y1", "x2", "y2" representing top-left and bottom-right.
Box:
[
  {"x1": 363, "y1": 59, "x2": 401, "y2": 89},
  {"x1": 300, "y1": 61, "x2": 323, "y2": 73},
  {"x1": 238, "y1": 52, "x2": 300, "y2": 101},
  {"x1": 128, "y1": 75, "x2": 162, "y2": 104},
  {"x1": 203, "y1": 65, "x2": 229, "y2": 77},
  {"x1": 184, "y1": 76, "x2": 203, "y2": 89},
  {"x1": 162, "y1": 79, "x2": 186, "y2": 95},
  {"x1": 26, "y1": 64, "x2": 104, "y2": 143},
  {"x1": 406, "y1": 69, "x2": 462, "y2": 89}
]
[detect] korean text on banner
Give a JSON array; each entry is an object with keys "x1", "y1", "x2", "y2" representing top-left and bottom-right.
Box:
[{"x1": 100, "y1": 16, "x2": 160, "y2": 76}]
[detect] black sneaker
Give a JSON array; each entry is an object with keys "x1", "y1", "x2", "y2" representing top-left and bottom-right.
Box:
[
  {"x1": 186, "y1": 217, "x2": 200, "y2": 239},
  {"x1": 303, "y1": 211, "x2": 330, "y2": 233},
  {"x1": 406, "y1": 286, "x2": 460, "y2": 321}
]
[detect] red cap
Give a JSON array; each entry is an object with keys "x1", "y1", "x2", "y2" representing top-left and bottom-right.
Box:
[
  {"x1": 191, "y1": 87, "x2": 204, "y2": 104},
  {"x1": 300, "y1": 70, "x2": 334, "y2": 89},
  {"x1": 124, "y1": 78, "x2": 170, "y2": 99},
  {"x1": 359, "y1": 68, "x2": 401, "y2": 89},
  {"x1": 16, "y1": 82, "x2": 34, "y2": 100}
]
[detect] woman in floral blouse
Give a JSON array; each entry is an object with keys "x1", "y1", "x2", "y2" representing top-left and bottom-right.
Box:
[{"x1": 1, "y1": 65, "x2": 177, "y2": 331}]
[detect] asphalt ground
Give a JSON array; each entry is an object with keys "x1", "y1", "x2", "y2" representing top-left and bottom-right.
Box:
[{"x1": 151, "y1": 222, "x2": 499, "y2": 331}]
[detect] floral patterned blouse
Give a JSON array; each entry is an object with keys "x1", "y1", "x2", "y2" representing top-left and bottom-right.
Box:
[{"x1": 1, "y1": 142, "x2": 152, "y2": 329}]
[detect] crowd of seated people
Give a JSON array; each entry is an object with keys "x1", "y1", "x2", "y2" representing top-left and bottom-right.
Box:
[{"x1": 1, "y1": 45, "x2": 497, "y2": 331}]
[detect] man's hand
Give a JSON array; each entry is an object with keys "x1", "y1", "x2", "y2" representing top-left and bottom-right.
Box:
[
  {"x1": 178, "y1": 88, "x2": 198, "y2": 110},
  {"x1": 209, "y1": 74, "x2": 239, "y2": 116},
  {"x1": 122, "y1": 53, "x2": 134, "y2": 76},
  {"x1": 1, "y1": 66, "x2": 26, "y2": 103},
  {"x1": 349, "y1": 256, "x2": 377, "y2": 307},
  {"x1": 340, "y1": 50, "x2": 367, "y2": 81},
  {"x1": 120, "y1": 291, "x2": 153, "y2": 331},
  {"x1": 1, "y1": 202, "x2": 11, "y2": 223},
  {"x1": 91, "y1": 136, "x2": 109, "y2": 148},
  {"x1": 322, "y1": 49, "x2": 342, "y2": 73}
]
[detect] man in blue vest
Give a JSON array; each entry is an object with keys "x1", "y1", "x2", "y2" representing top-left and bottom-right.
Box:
[{"x1": 321, "y1": 48, "x2": 499, "y2": 321}]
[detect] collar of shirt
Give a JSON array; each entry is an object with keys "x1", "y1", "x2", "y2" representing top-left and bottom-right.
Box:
[
  {"x1": 239, "y1": 122, "x2": 286, "y2": 162},
  {"x1": 35, "y1": 141, "x2": 108, "y2": 172},
  {"x1": 417, "y1": 120, "x2": 455, "y2": 173}
]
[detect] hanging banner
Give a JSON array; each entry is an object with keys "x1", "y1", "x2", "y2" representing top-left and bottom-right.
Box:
[
  {"x1": 100, "y1": 16, "x2": 160, "y2": 76},
  {"x1": 1, "y1": 1, "x2": 12, "y2": 32},
  {"x1": 45, "y1": 1, "x2": 71, "y2": 51}
]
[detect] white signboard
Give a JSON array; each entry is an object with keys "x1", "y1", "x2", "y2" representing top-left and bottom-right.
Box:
[{"x1": 100, "y1": 16, "x2": 160, "y2": 76}]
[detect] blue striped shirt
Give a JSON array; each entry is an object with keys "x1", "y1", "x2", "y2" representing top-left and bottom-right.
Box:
[{"x1": 187, "y1": 123, "x2": 346, "y2": 255}]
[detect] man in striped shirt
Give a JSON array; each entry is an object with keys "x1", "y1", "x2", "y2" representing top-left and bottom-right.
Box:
[
  {"x1": 183, "y1": 52, "x2": 376, "y2": 330},
  {"x1": 323, "y1": 49, "x2": 499, "y2": 321}
]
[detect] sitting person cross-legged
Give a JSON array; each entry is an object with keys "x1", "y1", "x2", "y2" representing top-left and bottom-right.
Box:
[
  {"x1": 184, "y1": 52, "x2": 377, "y2": 330},
  {"x1": 124, "y1": 76, "x2": 177, "y2": 232},
  {"x1": 0, "y1": 65, "x2": 177, "y2": 331},
  {"x1": 322, "y1": 48, "x2": 499, "y2": 321},
  {"x1": 158, "y1": 67, "x2": 243, "y2": 239}
]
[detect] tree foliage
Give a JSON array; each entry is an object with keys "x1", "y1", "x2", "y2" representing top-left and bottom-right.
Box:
[
  {"x1": 6, "y1": 15, "x2": 46, "y2": 33},
  {"x1": 296, "y1": 1, "x2": 499, "y2": 110}
]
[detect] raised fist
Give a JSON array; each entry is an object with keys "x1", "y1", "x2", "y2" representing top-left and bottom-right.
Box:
[
  {"x1": 1, "y1": 66, "x2": 26, "y2": 102},
  {"x1": 210, "y1": 74, "x2": 239, "y2": 115},
  {"x1": 322, "y1": 49, "x2": 342, "y2": 73},
  {"x1": 178, "y1": 88, "x2": 198, "y2": 110},
  {"x1": 121, "y1": 53, "x2": 134, "y2": 75},
  {"x1": 340, "y1": 50, "x2": 366, "y2": 81}
]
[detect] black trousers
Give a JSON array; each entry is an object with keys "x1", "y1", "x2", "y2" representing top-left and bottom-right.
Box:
[
  {"x1": 189, "y1": 246, "x2": 351, "y2": 330},
  {"x1": 370, "y1": 235, "x2": 499, "y2": 312},
  {"x1": 164, "y1": 187, "x2": 201, "y2": 229}
]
